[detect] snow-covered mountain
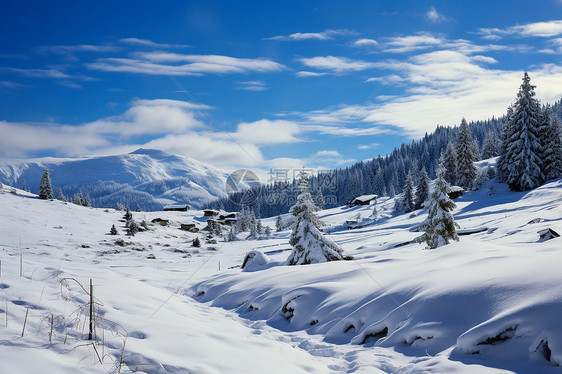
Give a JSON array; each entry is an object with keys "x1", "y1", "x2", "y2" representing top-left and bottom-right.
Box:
[{"x1": 0, "y1": 148, "x2": 227, "y2": 210}]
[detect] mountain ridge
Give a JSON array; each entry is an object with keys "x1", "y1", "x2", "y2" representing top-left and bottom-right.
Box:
[{"x1": 0, "y1": 148, "x2": 227, "y2": 210}]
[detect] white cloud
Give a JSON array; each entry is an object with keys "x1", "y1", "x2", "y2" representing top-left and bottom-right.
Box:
[
  {"x1": 351, "y1": 39, "x2": 379, "y2": 48},
  {"x1": 357, "y1": 143, "x2": 380, "y2": 150},
  {"x1": 142, "y1": 133, "x2": 264, "y2": 168},
  {"x1": 1, "y1": 67, "x2": 71, "y2": 79},
  {"x1": 425, "y1": 7, "x2": 450, "y2": 23},
  {"x1": 84, "y1": 99, "x2": 206, "y2": 136},
  {"x1": 365, "y1": 74, "x2": 405, "y2": 84},
  {"x1": 119, "y1": 38, "x2": 189, "y2": 49},
  {"x1": 295, "y1": 71, "x2": 327, "y2": 77},
  {"x1": 87, "y1": 53, "x2": 286, "y2": 76},
  {"x1": 478, "y1": 20, "x2": 562, "y2": 39},
  {"x1": 0, "y1": 120, "x2": 109, "y2": 158},
  {"x1": 237, "y1": 80, "x2": 267, "y2": 91},
  {"x1": 265, "y1": 29, "x2": 356, "y2": 41},
  {"x1": 383, "y1": 33, "x2": 443, "y2": 53},
  {"x1": 299, "y1": 56, "x2": 379, "y2": 73},
  {"x1": 229, "y1": 119, "x2": 301, "y2": 144}
]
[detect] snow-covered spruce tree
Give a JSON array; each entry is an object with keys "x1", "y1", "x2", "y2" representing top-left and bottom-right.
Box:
[
  {"x1": 442, "y1": 142, "x2": 457, "y2": 185},
  {"x1": 504, "y1": 72, "x2": 544, "y2": 191},
  {"x1": 39, "y1": 168, "x2": 53, "y2": 199},
  {"x1": 286, "y1": 187, "x2": 346, "y2": 265},
  {"x1": 110, "y1": 224, "x2": 118, "y2": 235},
  {"x1": 541, "y1": 112, "x2": 562, "y2": 180},
  {"x1": 192, "y1": 236, "x2": 201, "y2": 247},
  {"x1": 275, "y1": 214, "x2": 283, "y2": 232},
  {"x1": 415, "y1": 167, "x2": 430, "y2": 210},
  {"x1": 496, "y1": 106, "x2": 514, "y2": 183},
  {"x1": 455, "y1": 118, "x2": 478, "y2": 190},
  {"x1": 481, "y1": 132, "x2": 500, "y2": 159},
  {"x1": 418, "y1": 165, "x2": 459, "y2": 249},
  {"x1": 401, "y1": 171, "x2": 415, "y2": 213},
  {"x1": 56, "y1": 187, "x2": 67, "y2": 202}
]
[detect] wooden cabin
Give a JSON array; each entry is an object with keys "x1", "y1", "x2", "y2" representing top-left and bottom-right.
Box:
[
  {"x1": 448, "y1": 186, "x2": 464, "y2": 200},
  {"x1": 203, "y1": 209, "x2": 219, "y2": 217},
  {"x1": 349, "y1": 194, "x2": 378, "y2": 206}
]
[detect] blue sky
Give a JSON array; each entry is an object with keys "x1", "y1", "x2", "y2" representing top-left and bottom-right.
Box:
[{"x1": 1, "y1": 1, "x2": 562, "y2": 173}]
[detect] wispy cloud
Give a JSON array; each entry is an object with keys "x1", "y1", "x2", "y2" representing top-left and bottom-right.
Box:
[
  {"x1": 0, "y1": 81, "x2": 28, "y2": 89},
  {"x1": 351, "y1": 38, "x2": 379, "y2": 48},
  {"x1": 1, "y1": 67, "x2": 71, "y2": 79},
  {"x1": 295, "y1": 71, "x2": 327, "y2": 77},
  {"x1": 357, "y1": 143, "x2": 380, "y2": 150},
  {"x1": 119, "y1": 38, "x2": 190, "y2": 49},
  {"x1": 302, "y1": 53, "x2": 562, "y2": 138},
  {"x1": 298, "y1": 56, "x2": 379, "y2": 74},
  {"x1": 236, "y1": 80, "x2": 267, "y2": 91},
  {"x1": 425, "y1": 6, "x2": 450, "y2": 23},
  {"x1": 265, "y1": 29, "x2": 356, "y2": 41},
  {"x1": 383, "y1": 32, "x2": 443, "y2": 53},
  {"x1": 478, "y1": 20, "x2": 562, "y2": 39},
  {"x1": 36, "y1": 44, "x2": 121, "y2": 54},
  {"x1": 87, "y1": 53, "x2": 286, "y2": 76}
]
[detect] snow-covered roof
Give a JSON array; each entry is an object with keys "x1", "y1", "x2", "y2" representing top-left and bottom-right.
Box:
[
  {"x1": 352, "y1": 194, "x2": 378, "y2": 202},
  {"x1": 449, "y1": 186, "x2": 464, "y2": 192}
]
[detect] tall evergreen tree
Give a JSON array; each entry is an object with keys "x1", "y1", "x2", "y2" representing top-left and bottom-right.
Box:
[
  {"x1": 418, "y1": 165, "x2": 459, "y2": 249},
  {"x1": 542, "y1": 113, "x2": 562, "y2": 180},
  {"x1": 504, "y1": 72, "x2": 544, "y2": 191},
  {"x1": 442, "y1": 142, "x2": 457, "y2": 185},
  {"x1": 456, "y1": 118, "x2": 478, "y2": 190},
  {"x1": 401, "y1": 171, "x2": 415, "y2": 213},
  {"x1": 39, "y1": 168, "x2": 53, "y2": 200},
  {"x1": 481, "y1": 132, "x2": 500, "y2": 159},
  {"x1": 287, "y1": 187, "x2": 346, "y2": 265},
  {"x1": 415, "y1": 167, "x2": 430, "y2": 210},
  {"x1": 496, "y1": 106, "x2": 514, "y2": 183},
  {"x1": 56, "y1": 187, "x2": 67, "y2": 202}
]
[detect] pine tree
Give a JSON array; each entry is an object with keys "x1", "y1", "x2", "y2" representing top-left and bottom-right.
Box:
[
  {"x1": 127, "y1": 220, "x2": 139, "y2": 236},
  {"x1": 135, "y1": 204, "x2": 141, "y2": 212},
  {"x1": 110, "y1": 224, "x2": 118, "y2": 235},
  {"x1": 264, "y1": 225, "x2": 272, "y2": 238},
  {"x1": 456, "y1": 118, "x2": 478, "y2": 190},
  {"x1": 442, "y1": 142, "x2": 457, "y2": 185},
  {"x1": 56, "y1": 187, "x2": 67, "y2": 202},
  {"x1": 275, "y1": 214, "x2": 283, "y2": 232},
  {"x1": 287, "y1": 187, "x2": 346, "y2": 265},
  {"x1": 504, "y1": 72, "x2": 544, "y2": 191},
  {"x1": 39, "y1": 168, "x2": 53, "y2": 199},
  {"x1": 496, "y1": 107, "x2": 514, "y2": 183},
  {"x1": 415, "y1": 167, "x2": 430, "y2": 210},
  {"x1": 418, "y1": 165, "x2": 459, "y2": 249},
  {"x1": 192, "y1": 237, "x2": 201, "y2": 247},
  {"x1": 401, "y1": 171, "x2": 415, "y2": 213},
  {"x1": 481, "y1": 133, "x2": 500, "y2": 159},
  {"x1": 541, "y1": 112, "x2": 562, "y2": 180}
]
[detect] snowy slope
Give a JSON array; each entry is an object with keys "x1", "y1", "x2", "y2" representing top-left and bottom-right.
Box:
[
  {"x1": 0, "y1": 178, "x2": 561, "y2": 373},
  {"x1": 0, "y1": 148, "x2": 227, "y2": 210}
]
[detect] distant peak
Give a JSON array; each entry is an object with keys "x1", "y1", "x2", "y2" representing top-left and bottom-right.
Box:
[{"x1": 130, "y1": 148, "x2": 170, "y2": 157}]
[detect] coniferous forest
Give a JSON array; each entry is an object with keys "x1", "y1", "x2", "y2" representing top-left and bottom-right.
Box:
[{"x1": 210, "y1": 76, "x2": 562, "y2": 218}]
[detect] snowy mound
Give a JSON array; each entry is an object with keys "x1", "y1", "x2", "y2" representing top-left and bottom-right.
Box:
[
  {"x1": 193, "y1": 179, "x2": 562, "y2": 372},
  {"x1": 0, "y1": 148, "x2": 227, "y2": 210}
]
